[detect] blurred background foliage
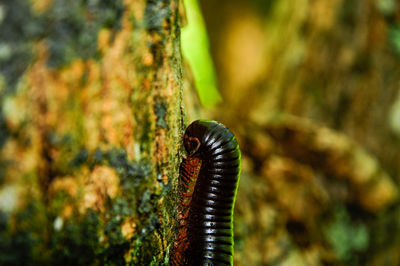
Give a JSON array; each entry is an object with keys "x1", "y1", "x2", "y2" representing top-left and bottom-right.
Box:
[{"x1": 183, "y1": 0, "x2": 400, "y2": 265}]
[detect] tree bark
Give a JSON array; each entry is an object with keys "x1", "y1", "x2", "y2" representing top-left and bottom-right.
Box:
[{"x1": 0, "y1": 0, "x2": 183, "y2": 264}]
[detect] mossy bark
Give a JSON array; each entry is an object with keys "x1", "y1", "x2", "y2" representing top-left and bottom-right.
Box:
[{"x1": 0, "y1": 0, "x2": 183, "y2": 264}]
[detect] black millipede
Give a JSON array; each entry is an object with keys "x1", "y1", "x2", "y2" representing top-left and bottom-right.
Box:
[{"x1": 170, "y1": 120, "x2": 241, "y2": 266}]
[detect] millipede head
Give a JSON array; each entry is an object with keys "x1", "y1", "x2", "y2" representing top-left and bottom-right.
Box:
[{"x1": 183, "y1": 120, "x2": 223, "y2": 156}]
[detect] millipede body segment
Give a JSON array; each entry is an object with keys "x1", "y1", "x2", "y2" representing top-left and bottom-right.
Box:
[{"x1": 171, "y1": 120, "x2": 241, "y2": 266}]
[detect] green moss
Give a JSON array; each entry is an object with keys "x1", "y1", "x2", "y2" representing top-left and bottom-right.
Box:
[
  {"x1": 0, "y1": 101, "x2": 11, "y2": 185},
  {"x1": 139, "y1": 111, "x2": 153, "y2": 149},
  {"x1": 49, "y1": 191, "x2": 71, "y2": 216},
  {"x1": 69, "y1": 148, "x2": 89, "y2": 167},
  {"x1": 154, "y1": 101, "x2": 168, "y2": 129},
  {"x1": 144, "y1": 0, "x2": 172, "y2": 33},
  {"x1": 138, "y1": 189, "x2": 153, "y2": 214},
  {"x1": 51, "y1": 210, "x2": 101, "y2": 265},
  {"x1": 47, "y1": 132, "x2": 85, "y2": 175},
  {"x1": 101, "y1": 214, "x2": 129, "y2": 265},
  {"x1": 44, "y1": 0, "x2": 124, "y2": 67},
  {"x1": 0, "y1": 210, "x2": 35, "y2": 265},
  {"x1": 0, "y1": 142, "x2": 164, "y2": 265},
  {"x1": 0, "y1": 0, "x2": 38, "y2": 94},
  {"x1": 50, "y1": 192, "x2": 137, "y2": 265},
  {"x1": 0, "y1": 198, "x2": 50, "y2": 265},
  {"x1": 90, "y1": 147, "x2": 151, "y2": 191},
  {"x1": 0, "y1": 0, "x2": 125, "y2": 91},
  {"x1": 0, "y1": 109, "x2": 9, "y2": 149},
  {"x1": 87, "y1": 146, "x2": 162, "y2": 263},
  {"x1": 0, "y1": 162, "x2": 6, "y2": 185},
  {"x1": 131, "y1": 213, "x2": 162, "y2": 264},
  {"x1": 109, "y1": 197, "x2": 134, "y2": 218}
]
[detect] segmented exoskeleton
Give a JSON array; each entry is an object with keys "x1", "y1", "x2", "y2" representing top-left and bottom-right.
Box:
[{"x1": 171, "y1": 120, "x2": 241, "y2": 266}]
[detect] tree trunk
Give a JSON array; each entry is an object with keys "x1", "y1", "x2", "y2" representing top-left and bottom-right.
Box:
[{"x1": 0, "y1": 0, "x2": 183, "y2": 264}]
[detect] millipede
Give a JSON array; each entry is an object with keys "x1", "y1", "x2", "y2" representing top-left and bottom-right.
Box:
[{"x1": 171, "y1": 120, "x2": 241, "y2": 265}]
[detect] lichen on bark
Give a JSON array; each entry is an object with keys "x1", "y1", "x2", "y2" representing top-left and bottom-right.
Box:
[{"x1": 0, "y1": 0, "x2": 184, "y2": 264}]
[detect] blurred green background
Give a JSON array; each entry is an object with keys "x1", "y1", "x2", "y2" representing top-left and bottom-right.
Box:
[{"x1": 183, "y1": 0, "x2": 400, "y2": 265}]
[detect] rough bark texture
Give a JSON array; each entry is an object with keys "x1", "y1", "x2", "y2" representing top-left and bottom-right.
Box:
[{"x1": 0, "y1": 0, "x2": 183, "y2": 264}]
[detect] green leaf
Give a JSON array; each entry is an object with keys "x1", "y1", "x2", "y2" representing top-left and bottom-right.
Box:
[{"x1": 181, "y1": 0, "x2": 222, "y2": 107}]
